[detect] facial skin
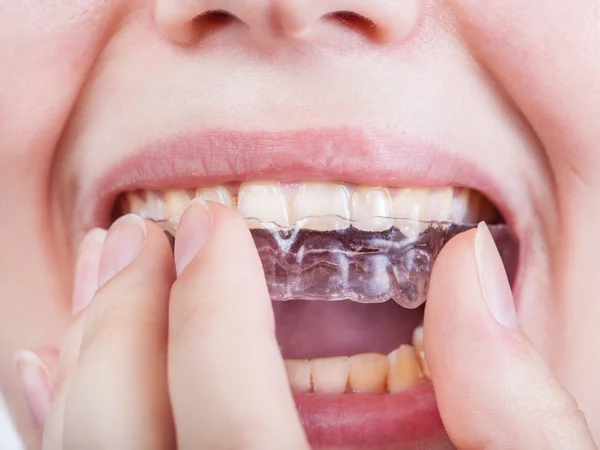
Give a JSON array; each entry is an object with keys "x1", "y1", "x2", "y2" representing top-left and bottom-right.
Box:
[{"x1": 2, "y1": 0, "x2": 600, "y2": 448}]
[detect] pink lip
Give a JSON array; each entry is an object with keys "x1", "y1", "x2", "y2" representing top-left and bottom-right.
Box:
[
  {"x1": 296, "y1": 383, "x2": 453, "y2": 449},
  {"x1": 80, "y1": 127, "x2": 516, "y2": 232}
]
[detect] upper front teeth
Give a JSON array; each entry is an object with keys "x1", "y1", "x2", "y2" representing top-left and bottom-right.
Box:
[
  {"x1": 352, "y1": 186, "x2": 394, "y2": 232},
  {"x1": 237, "y1": 182, "x2": 291, "y2": 229},
  {"x1": 120, "y1": 181, "x2": 498, "y2": 231},
  {"x1": 196, "y1": 186, "x2": 235, "y2": 208},
  {"x1": 293, "y1": 183, "x2": 351, "y2": 231},
  {"x1": 164, "y1": 190, "x2": 192, "y2": 218}
]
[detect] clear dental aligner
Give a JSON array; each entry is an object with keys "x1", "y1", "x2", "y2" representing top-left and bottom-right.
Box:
[{"x1": 157, "y1": 216, "x2": 516, "y2": 309}]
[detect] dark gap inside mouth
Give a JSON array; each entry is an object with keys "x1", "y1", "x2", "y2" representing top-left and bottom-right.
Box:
[
  {"x1": 273, "y1": 301, "x2": 424, "y2": 359},
  {"x1": 109, "y1": 200, "x2": 122, "y2": 226}
]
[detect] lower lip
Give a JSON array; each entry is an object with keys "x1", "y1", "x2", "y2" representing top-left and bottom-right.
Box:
[{"x1": 294, "y1": 382, "x2": 452, "y2": 449}]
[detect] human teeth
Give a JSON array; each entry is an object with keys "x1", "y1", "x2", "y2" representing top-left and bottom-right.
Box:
[
  {"x1": 418, "y1": 352, "x2": 431, "y2": 379},
  {"x1": 195, "y1": 186, "x2": 235, "y2": 207},
  {"x1": 449, "y1": 187, "x2": 471, "y2": 223},
  {"x1": 412, "y1": 326, "x2": 423, "y2": 353},
  {"x1": 451, "y1": 188, "x2": 485, "y2": 223},
  {"x1": 392, "y1": 188, "x2": 428, "y2": 220},
  {"x1": 121, "y1": 191, "x2": 146, "y2": 218},
  {"x1": 292, "y1": 182, "x2": 351, "y2": 231},
  {"x1": 120, "y1": 182, "x2": 497, "y2": 232},
  {"x1": 351, "y1": 187, "x2": 394, "y2": 232},
  {"x1": 393, "y1": 187, "x2": 457, "y2": 225},
  {"x1": 143, "y1": 191, "x2": 166, "y2": 220},
  {"x1": 348, "y1": 353, "x2": 389, "y2": 394},
  {"x1": 121, "y1": 191, "x2": 168, "y2": 221},
  {"x1": 281, "y1": 328, "x2": 433, "y2": 395},
  {"x1": 450, "y1": 189, "x2": 498, "y2": 223},
  {"x1": 237, "y1": 182, "x2": 291, "y2": 228},
  {"x1": 392, "y1": 188, "x2": 429, "y2": 238},
  {"x1": 392, "y1": 187, "x2": 473, "y2": 236},
  {"x1": 163, "y1": 190, "x2": 192, "y2": 218},
  {"x1": 310, "y1": 357, "x2": 349, "y2": 394},
  {"x1": 411, "y1": 326, "x2": 430, "y2": 379},
  {"x1": 386, "y1": 345, "x2": 423, "y2": 393},
  {"x1": 425, "y1": 187, "x2": 454, "y2": 222},
  {"x1": 284, "y1": 359, "x2": 312, "y2": 393}
]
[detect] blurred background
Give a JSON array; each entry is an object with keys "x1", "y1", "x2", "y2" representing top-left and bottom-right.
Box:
[{"x1": 1, "y1": 392, "x2": 22, "y2": 449}]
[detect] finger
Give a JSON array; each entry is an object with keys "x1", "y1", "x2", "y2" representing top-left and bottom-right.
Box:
[
  {"x1": 425, "y1": 223, "x2": 596, "y2": 449},
  {"x1": 42, "y1": 314, "x2": 86, "y2": 450},
  {"x1": 169, "y1": 199, "x2": 308, "y2": 450},
  {"x1": 63, "y1": 216, "x2": 176, "y2": 449},
  {"x1": 41, "y1": 228, "x2": 106, "y2": 449},
  {"x1": 13, "y1": 347, "x2": 58, "y2": 432}
]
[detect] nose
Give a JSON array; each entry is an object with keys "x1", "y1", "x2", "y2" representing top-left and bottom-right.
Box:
[{"x1": 155, "y1": 0, "x2": 421, "y2": 46}]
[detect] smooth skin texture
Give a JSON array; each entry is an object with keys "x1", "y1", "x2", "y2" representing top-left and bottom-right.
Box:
[{"x1": 2, "y1": 0, "x2": 600, "y2": 448}]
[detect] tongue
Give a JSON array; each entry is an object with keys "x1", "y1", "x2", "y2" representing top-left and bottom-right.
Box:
[{"x1": 273, "y1": 301, "x2": 423, "y2": 359}]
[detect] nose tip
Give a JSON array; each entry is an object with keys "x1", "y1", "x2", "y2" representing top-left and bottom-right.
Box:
[{"x1": 155, "y1": 0, "x2": 422, "y2": 46}]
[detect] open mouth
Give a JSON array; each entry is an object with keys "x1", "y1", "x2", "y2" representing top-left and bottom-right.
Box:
[{"x1": 110, "y1": 180, "x2": 518, "y2": 449}]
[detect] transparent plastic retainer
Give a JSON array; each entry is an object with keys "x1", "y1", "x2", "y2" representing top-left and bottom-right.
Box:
[{"x1": 156, "y1": 216, "x2": 516, "y2": 309}]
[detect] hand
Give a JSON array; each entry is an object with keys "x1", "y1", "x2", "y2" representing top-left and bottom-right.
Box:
[
  {"x1": 425, "y1": 223, "x2": 597, "y2": 449},
  {"x1": 27, "y1": 200, "x2": 309, "y2": 449}
]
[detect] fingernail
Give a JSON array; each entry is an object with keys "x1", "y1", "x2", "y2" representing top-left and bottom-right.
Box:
[
  {"x1": 72, "y1": 228, "x2": 107, "y2": 314},
  {"x1": 13, "y1": 350, "x2": 52, "y2": 430},
  {"x1": 474, "y1": 222, "x2": 519, "y2": 330},
  {"x1": 98, "y1": 214, "x2": 147, "y2": 286},
  {"x1": 174, "y1": 198, "x2": 212, "y2": 276}
]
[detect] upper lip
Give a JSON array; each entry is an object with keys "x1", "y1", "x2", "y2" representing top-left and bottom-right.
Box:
[{"x1": 77, "y1": 126, "x2": 520, "y2": 233}]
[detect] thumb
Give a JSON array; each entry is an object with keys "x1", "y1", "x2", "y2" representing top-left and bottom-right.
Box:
[{"x1": 424, "y1": 223, "x2": 596, "y2": 450}]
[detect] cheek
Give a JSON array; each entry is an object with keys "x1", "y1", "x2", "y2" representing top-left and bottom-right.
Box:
[
  {"x1": 0, "y1": 2, "x2": 129, "y2": 307},
  {"x1": 450, "y1": 0, "x2": 600, "y2": 340},
  {"x1": 0, "y1": 0, "x2": 127, "y2": 172},
  {"x1": 449, "y1": 0, "x2": 600, "y2": 432},
  {"x1": 0, "y1": 0, "x2": 126, "y2": 439},
  {"x1": 448, "y1": 0, "x2": 600, "y2": 189},
  {"x1": 0, "y1": 1, "x2": 125, "y2": 313}
]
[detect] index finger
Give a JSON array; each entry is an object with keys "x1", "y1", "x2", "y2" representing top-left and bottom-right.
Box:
[{"x1": 168, "y1": 199, "x2": 308, "y2": 450}]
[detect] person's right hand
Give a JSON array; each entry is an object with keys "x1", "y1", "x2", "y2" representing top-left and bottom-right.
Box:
[{"x1": 21, "y1": 200, "x2": 309, "y2": 449}]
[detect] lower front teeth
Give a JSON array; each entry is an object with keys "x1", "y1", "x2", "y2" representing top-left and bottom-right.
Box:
[
  {"x1": 387, "y1": 346, "x2": 423, "y2": 393},
  {"x1": 349, "y1": 353, "x2": 389, "y2": 394},
  {"x1": 284, "y1": 326, "x2": 428, "y2": 395}
]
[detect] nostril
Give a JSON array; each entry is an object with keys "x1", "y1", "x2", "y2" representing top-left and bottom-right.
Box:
[
  {"x1": 324, "y1": 11, "x2": 379, "y2": 41},
  {"x1": 195, "y1": 9, "x2": 237, "y2": 26},
  {"x1": 190, "y1": 9, "x2": 240, "y2": 40},
  {"x1": 155, "y1": 4, "x2": 243, "y2": 46}
]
